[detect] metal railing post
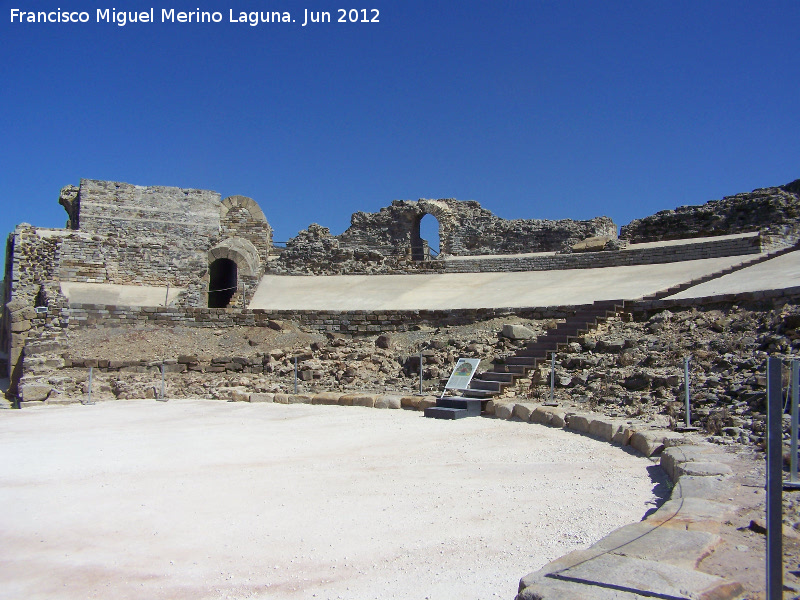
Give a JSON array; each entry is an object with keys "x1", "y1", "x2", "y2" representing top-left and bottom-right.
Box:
[
  {"x1": 159, "y1": 363, "x2": 166, "y2": 401},
  {"x1": 86, "y1": 366, "x2": 93, "y2": 405},
  {"x1": 294, "y1": 356, "x2": 298, "y2": 394},
  {"x1": 766, "y1": 356, "x2": 783, "y2": 600},
  {"x1": 550, "y1": 353, "x2": 555, "y2": 404},
  {"x1": 419, "y1": 350, "x2": 423, "y2": 395},
  {"x1": 791, "y1": 360, "x2": 800, "y2": 485},
  {"x1": 684, "y1": 356, "x2": 691, "y2": 428}
]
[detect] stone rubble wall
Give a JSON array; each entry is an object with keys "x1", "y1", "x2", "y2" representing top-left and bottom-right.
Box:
[
  {"x1": 63, "y1": 304, "x2": 574, "y2": 333},
  {"x1": 271, "y1": 199, "x2": 617, "y2": 275},
  {"x1": 620, "y1": 179, "x2": 800, "y2": 243}
]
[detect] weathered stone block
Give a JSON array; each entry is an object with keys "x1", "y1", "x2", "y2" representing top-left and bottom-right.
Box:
[
  {"x1": 287, "y1": 394, "x2": 313, "y2": 404},
  {"x1": 21, "y1": 383, "x2": 51, "y2": 402},
  {"x1": 249, "y1": 393, "x2": 274, "y2": 403},
  {"x1": 502, "y1": 324, "x2": 535, "y2": 340},
  {"x1": 531, "y1": 406, "x2": 566, "y2": 428},
  {"x1": 374, "y1": 395, "x2": 401, "y2": 409},
  {"x1": 312, "y1": 392, "x2": 341, "y2": 405},
  {"x1": 494, "y1": 403, "x2": 514, "y2": 420},
  {"x1": 566, "y1": 413, "x2": 592, "y2": 433},
  {"x1": 231, "y1": 390, "x2": 250, "y2": 402},
  {"x1": 512, "y1": 402, "x2": 537, "y2": 422}
]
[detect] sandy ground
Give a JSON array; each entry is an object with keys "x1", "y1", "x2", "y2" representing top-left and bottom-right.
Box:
[{"x1": 0, "y1": 401, "x2": 665, "y2": 600}]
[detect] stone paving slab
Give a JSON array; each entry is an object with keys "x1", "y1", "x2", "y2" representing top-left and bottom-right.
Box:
[
  {"x1": 506, "y1": 403, "x2": 749, "y2": 599},
  {"x1": 518, "y1": 551, "x2": 742, "y2": 600}
]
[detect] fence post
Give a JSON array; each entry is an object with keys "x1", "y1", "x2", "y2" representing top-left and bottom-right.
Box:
[
  {"x1": 684, "y1": 356, "x2": 691, "y2": 427},
  {"x1": 294, "y1": 356, "x2": 298, "y2": 394},
  {"x1": 419, "y1": 349, "x2": 423, "y2": 395},
  {"x1": 550, "y1": 353, "x2": 555, "y2": 404},
  {"x1": 86, "y1": 366, "x2": 94, "y2": 405},
  {"x1": 158, "y1": 363, "x2": 166, "y2": 401},
  {"x1": 792, "y1": 360, "x2": 800, "y2": 486},
  {"x1": 766, "y1": 356, "x2": 783, "y2": 600}
]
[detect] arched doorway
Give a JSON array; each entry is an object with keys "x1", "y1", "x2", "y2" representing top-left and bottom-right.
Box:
[
  {"x1": 412, "y1": 214, "x2": 440, "y2": 261},
  {"x1": 208, "y1": 258, "x2": 237, "y2": 308}
]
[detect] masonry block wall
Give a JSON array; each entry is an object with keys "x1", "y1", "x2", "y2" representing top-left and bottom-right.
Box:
[{"x1": 59, "y1": 179, "x2": 223, "y2": 286}]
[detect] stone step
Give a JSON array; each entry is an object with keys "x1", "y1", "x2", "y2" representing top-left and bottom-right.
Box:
[
  {"x1": 469, "y1": 379, "x2": 503, "y2": 392},
  {"x1": 506, "y1": 356, "x2": 540, "y2": 366},
  {"x1": 424, "y1": 406, "x2": 469, "y2": 419},
  {"x1": 437, "y1": 397, "x2": 482, "y2": 416},
  {"x1": 460, "y1": 388, "x2": 498, "y2": 399},
  {"x1": 478, "y1": 372, "x2": 515, "y2": 383}
]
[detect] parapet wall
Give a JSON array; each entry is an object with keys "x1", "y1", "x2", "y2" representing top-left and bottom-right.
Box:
[{"x1": 443, "y1": 232, "x2": 764, "y2": 273}]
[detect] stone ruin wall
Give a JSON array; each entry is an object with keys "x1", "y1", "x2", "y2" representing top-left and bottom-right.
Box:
[
  {"x1": 4, "y1": 175, "x2": 800, "y2": 402},
  {"x1": 620, "y1": 179, "x2": 800, "y2": 244},
  {"x1": 2, "y1": 179, "x2": 275, "y2": 390},
  {"x1": 272, "y1": 199, "x2": 618, "y2": 275},
  {"x1": 58, "y1": 179, "x2": 223, "y2": 287}
]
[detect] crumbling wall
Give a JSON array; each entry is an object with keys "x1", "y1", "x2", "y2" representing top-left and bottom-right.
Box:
[
  {"x1": 620, "y1": 179, "x2": 800, "y2": 243},
  {"x1": 272, "y1": 199, "x2": 617, "y2": 275}
]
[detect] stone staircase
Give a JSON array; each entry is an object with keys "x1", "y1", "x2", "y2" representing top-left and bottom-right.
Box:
[
  {"x1": 424, "y1": 299, "x2": 626, "y2": 419},
  {"x1": 424, "y1": 242, "x2": 800, "y2": 420}
]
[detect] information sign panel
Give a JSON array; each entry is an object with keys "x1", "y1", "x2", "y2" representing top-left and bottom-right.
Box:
[{"x1": 443, "y1": 358, "x2": 481, "y2": 391}]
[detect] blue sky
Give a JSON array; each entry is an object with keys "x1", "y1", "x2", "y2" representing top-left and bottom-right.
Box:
[{"x1": 1, "y1": 1, "x2": 798, "y2": 245}]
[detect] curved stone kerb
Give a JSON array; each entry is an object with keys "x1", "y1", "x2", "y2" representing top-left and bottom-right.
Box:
[
  {"x1": 220, "y1": 195, "x2": 268, "y2": 223},
  {"x1": 208, "y1": 237, "x2": 261, "y2": 277}
]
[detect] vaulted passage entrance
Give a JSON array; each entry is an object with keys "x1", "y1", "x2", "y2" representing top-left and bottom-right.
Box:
[{"x1": 208, "y1": 258, "x2": 237, "y2": 308}]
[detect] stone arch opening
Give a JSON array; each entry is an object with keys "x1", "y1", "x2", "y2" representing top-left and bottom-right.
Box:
[
  {"x1": 411, "y1": 213, "x2": 441, "y2": 261},
  {"x1": 208, "y1": 258, "x2": 237, "y2": 308}
]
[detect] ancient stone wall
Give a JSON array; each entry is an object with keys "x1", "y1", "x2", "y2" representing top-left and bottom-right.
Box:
[
  {"x1": 59, "y1": 179, "x2": 223, "y2": 286},
  {"x1": 272, "y1": 199, "x2": 617, "y2": 275},
  {"x1": 620, "y1": 179, "x2": 800, "y2": 243}
]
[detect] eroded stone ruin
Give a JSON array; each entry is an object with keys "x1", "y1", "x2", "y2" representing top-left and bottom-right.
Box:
[{"x1": 2, "y1": 176, "x2": 800, "y2": 420}]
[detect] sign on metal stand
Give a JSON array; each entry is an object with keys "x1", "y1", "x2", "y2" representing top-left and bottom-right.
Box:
[
  {"x1": 439, "y1": 358, "x2": 480, "y2": 400},
  {"x1": 766, "y1": 356, "x2": 783, "y2": 599}
]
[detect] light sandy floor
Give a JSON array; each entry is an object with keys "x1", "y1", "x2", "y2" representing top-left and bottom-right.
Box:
[{"x1": 0, "y1": 401, "x2": 664, "y2": 600}]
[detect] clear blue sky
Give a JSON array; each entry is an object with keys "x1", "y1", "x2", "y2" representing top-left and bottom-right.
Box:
[{"x1": 2, "y1": 0, "x2": 798, "y2": 244}]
